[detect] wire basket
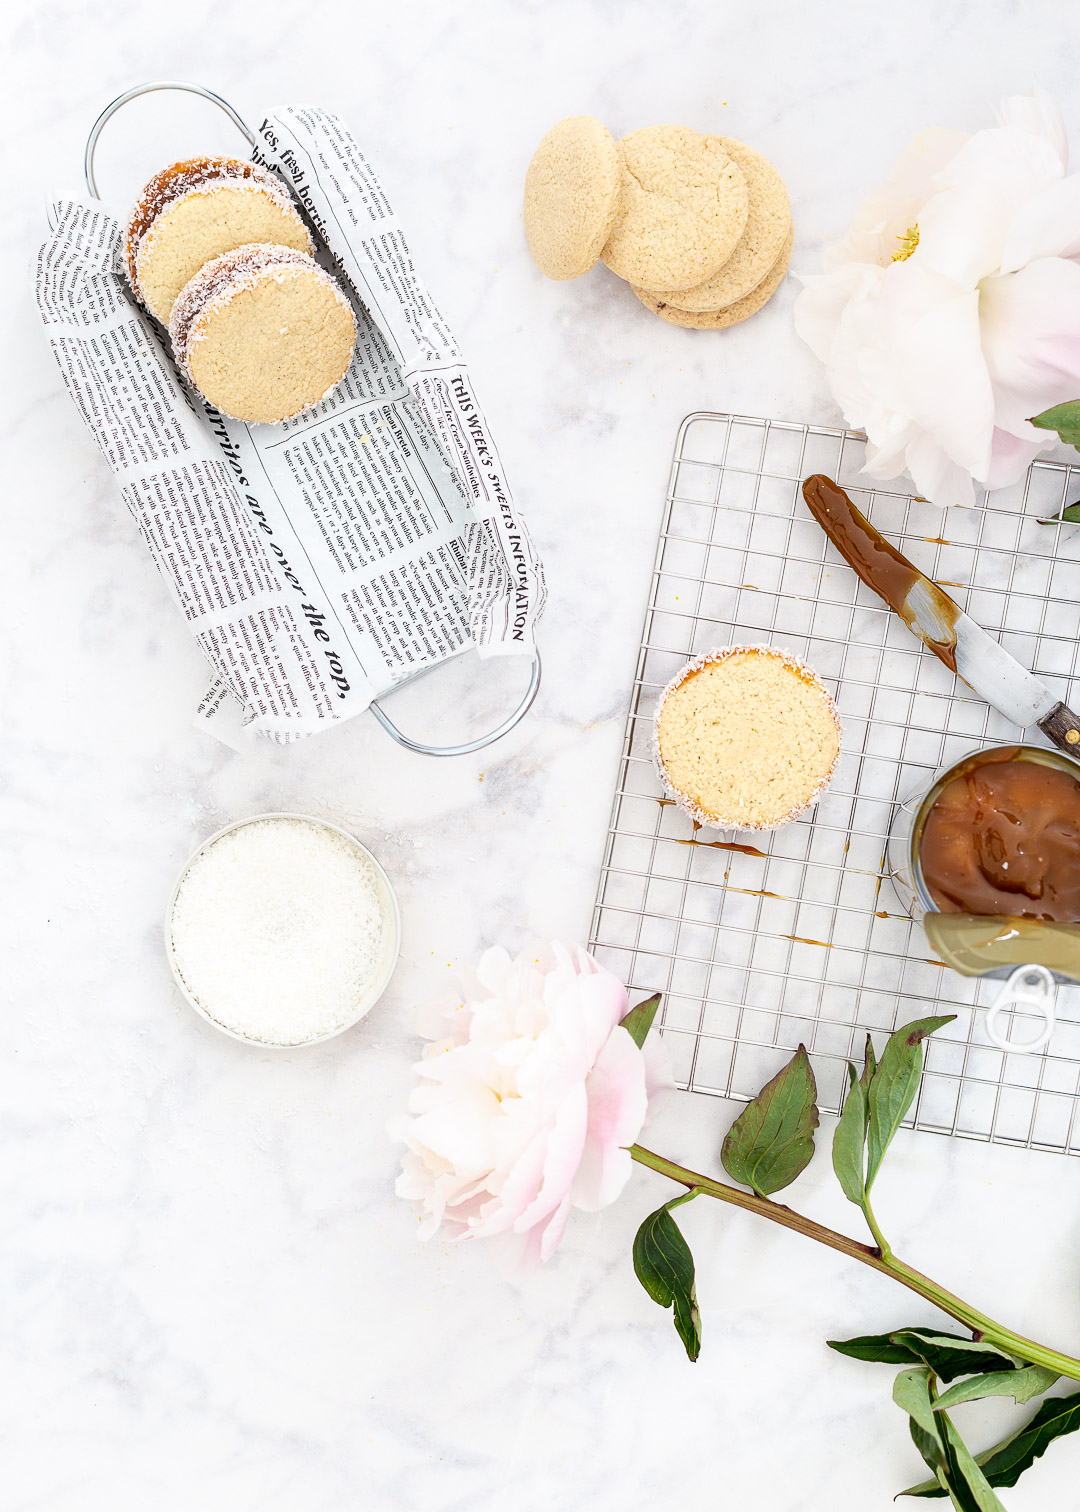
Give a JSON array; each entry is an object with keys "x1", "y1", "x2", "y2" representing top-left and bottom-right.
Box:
[{"x1": 589, "y1": 412, "x2": 1080, "y2": 1155}]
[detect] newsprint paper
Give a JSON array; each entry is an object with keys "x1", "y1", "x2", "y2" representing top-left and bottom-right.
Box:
[{"x1": 35, "y1": 104, "x2": 545, "y2": 744}]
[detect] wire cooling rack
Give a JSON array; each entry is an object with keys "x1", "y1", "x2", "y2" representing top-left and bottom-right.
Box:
[{"x1": 589, "y1": 413, "x2": 1080, "y2": 1155}]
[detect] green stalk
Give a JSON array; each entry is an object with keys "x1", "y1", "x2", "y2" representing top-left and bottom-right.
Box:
[
  {"x1": 630, "y1": 1143, "x2": 1080, "y2": 1382},
  {"x1": 860, "y1": 1194, "x2": 893, "y2": 1263}
]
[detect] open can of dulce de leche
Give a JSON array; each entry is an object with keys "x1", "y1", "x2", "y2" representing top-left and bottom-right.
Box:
[{"x1": 888, "y1": 744, "x2": 1080, "y2": 1053}]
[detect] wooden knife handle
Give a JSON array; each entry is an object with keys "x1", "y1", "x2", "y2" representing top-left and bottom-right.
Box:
[{"x1": 1037, "y1": 701, "x2": 1080, "y2": 754}]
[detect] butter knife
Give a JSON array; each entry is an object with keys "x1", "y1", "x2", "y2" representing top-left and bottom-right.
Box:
[{"x1": 801, "y1": 475, "x2": 1080, "y2": 754}]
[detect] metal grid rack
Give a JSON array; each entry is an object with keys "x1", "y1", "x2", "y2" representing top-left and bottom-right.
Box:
[{"x1": 589, "y1": 413, "x2": 1080, "y2": 1155}]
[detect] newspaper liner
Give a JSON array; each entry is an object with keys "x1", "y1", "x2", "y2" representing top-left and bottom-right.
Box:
[{"x1": 34, "y1": 104, "x2": 545, "y2": 744}]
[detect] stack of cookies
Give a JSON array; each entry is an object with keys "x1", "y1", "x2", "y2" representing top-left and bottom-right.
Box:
[{"x1": 524, "y1": 119, "x2": 792, "y2": 329}]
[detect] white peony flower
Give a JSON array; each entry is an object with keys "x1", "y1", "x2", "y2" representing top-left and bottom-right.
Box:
[
  {"x1": 794, "y1": 90, "x2": 1080, "y2": 508},
  {"x1": 391, "y1": 942, "x2": 672, "y2": 1267}
]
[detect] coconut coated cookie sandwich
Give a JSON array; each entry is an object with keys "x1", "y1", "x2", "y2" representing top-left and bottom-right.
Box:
[
  {"x1": 523, "y1": 118, "x2": 792, "y2": 330},
  {"x1": 655, "y1": 645, "x2": 840, "y2": 830},
  {"x1": 125, "y1": 156, "x2": 314, "y2": 324},
  {"x1": 169, "y1": 244, "x2": 357, "y2": 424}
]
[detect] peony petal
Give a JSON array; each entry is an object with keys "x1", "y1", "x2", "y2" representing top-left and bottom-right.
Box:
[
  {"x1": 987, "y1": 428, "x2": 1045, "y2": 491},
  {"x1": 474, "y1": 944, "x2": 514, "y2": 999},
  {"x1": 415, "y1": 991, "x2": 472, "y2": 1045},
  {"x1": 505, "y1": 1194, "x2": 572, "y2": 1271},
  {"x1": 571, "y1": 1027, "x2": 648, "y2": 1212},
  {"x1": 980, "y1": 258, "x2": 1080, "y2": 440},
  {"x1": 999, "y1": 176, "x2": 1080, "y2": 272},
  {"x1": 515, "y1": 1083, "x2": 589, "y2": 1232},
  {"x1": 792, "y1": 263, "x2": 879, "y2": 366},
  {"x1": 996, "y1": 88, "x2": 1068, "y2": 170},
  {"x1": 484, "y1": 1119, "x2": 549, "y2": 1228},
  {"x1": 538, "y1": 1196, "x2": 572, "y2": 1262},
  {"x1": 916, "y1": 126, "x2": 1063, "y2": 286},
  {"x1": 833, "y1": 262, "x2": 994, "y2": 480},
  {"x1": 898, "y1": 431, "x2": 979, "y2": 510},
  {"x1": 823, "y1": 128, "x2": 969, "y2": 270}
]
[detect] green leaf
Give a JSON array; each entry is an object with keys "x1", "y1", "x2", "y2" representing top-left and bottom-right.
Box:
[
  {"x1": 898, "y1": 1474, "x2": 953, "y2": 1499},
  {"x1": 827, "y1": 1328, "x2": 1015, "y2": 1379},
  {"x1": 892, "y1": 1330, "x2": 1018, "y2": 1383},
  {"x1": 632, "y1": 1201, "x2": 701, "y2": 1362},
  {"x1": 1038, "y1": 498, "x2": 1080, "y2": 526},
  {"x1": 939, "y1": 1416, "x2": 1008, "y2": 1512},
  {"x1": 832, "y1": 1061, "x2": 869, "y2": 1206},
  {"x1": 866, "y1": 1016, "x2": 954, "y2": 1190},
  {"x1": 1031, "y1": 400, "x2": 1080, "y2": 447},
  {"x1": 829, "y1": 1331, "x2": 927, "y2": 1366},
  {"x1": 894, "y1": 1370, "x2": 1007, "y2": 1510},
  {"x1": 620, "y1": 992, "x2": 661, "y2": 1049},
  {"x1": 974, "y1": 1388, "x2": 1080, "y2": 1489},
  {"x1": 895, "y1": 1369, "x2": 953, "y2": 1499},
  {"x1": 720, "y1": 1044, "x2": 819, "y2": 1196},
  {"x1": 895, "y1": 1366, "x2": 948, "y2": 1445},
  {"x1": 934, "y1": 1365, "x2": 1060, "y2": 1411},
  {"x1": 861, "y1": 1032, "x2": 877, "y2": 1088},
  {"x1": 900, "y1": 1391, "x2": 1080, "y2": 1498}
]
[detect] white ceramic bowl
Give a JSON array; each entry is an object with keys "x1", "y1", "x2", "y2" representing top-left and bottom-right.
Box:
[{"x1": 165, "y1": 812, "x2": 401, "y2": 1047}]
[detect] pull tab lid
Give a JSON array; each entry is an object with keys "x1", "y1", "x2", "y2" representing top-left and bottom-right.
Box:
[
  {"x1": 985, "y1": 964, "x2": 1056, "y2": 1054},
  {"x1": 923, "y1": 913, "x2": 1080, "y2": 982}
]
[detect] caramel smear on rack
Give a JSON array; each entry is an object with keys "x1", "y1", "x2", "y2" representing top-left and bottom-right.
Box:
[{"x1": 675, "y1": 835, "x2": 769, "y2": 858}]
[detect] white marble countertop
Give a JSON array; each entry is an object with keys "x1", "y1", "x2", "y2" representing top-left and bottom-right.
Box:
[{"x1": 7, "y1": 2, "x2": 1080, "y2": 1507}]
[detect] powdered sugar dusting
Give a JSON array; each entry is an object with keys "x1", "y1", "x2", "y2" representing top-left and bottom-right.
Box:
[
  {"x1": 168, "y1": 817, "x2": 394, "y2": 1045},
  {"x1": 654, "y1": 643, "x2": 842, "y2": 831}
]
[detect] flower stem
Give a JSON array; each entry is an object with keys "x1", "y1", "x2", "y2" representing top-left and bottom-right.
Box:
[
  {"x1": 860, "y1": 1194, "x2": 892, "y2": 1262},
  {"x1": 629, "y1": 1143, "x2": 1080, "y2": 1383}
]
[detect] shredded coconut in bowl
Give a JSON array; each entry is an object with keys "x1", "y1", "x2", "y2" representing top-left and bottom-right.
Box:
[{"x1": 167, "y1": 816, "x2": 396, "y2": 1045}]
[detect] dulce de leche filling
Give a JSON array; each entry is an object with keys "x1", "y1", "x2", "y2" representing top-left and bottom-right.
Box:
[{"x1": 919, "y1": 757, "x2": 1080, "y2": 920}]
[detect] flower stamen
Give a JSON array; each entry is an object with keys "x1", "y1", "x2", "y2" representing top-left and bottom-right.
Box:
[{"x1": 890, "y1": 224, "x2": 920, "y2": 262}]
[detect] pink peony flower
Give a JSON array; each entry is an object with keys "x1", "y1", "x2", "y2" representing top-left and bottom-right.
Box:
[
  {"x1": 794, "y1": 90, "x2": 1080, "y2": 509},
  {"x1": 391, "y1": 942, "x2": 672, "y2": 1267}
]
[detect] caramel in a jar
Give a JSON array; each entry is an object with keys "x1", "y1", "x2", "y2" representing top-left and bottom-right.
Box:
[{"x1": 919, "y1": 757, "x2": 1080, "y2": 920}]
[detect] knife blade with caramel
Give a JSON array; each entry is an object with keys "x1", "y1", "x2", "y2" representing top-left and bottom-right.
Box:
[{"x1": 801, "y1": 474, "x2": 1080, "y2": 754}]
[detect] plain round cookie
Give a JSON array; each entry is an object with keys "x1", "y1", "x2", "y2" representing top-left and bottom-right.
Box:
[
  {"x1": 170, "y1": 244, "x2": 356, "y2": 424},
  {"x1": 601, "y1": 125, "x2": 748, "y2": 292},
  {"x1": 633, "y1": 225, "x2": 793, "y2": 328},
  {"x1": 648, "y1": 138, "x2": 791, "y2": 311},
  {"x1": 524, "y1": 116, "x2": 621, "y2": 279},
  {"x1": 127, "y1": 157, "x2": 313, "y2": 324}
]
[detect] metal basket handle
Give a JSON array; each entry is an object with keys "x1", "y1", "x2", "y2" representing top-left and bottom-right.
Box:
[
  {"x1": 83, "y1": 79, "x2": 542, "y2": 757},
  {"x1": 84, "y1": 80, "x2": 256, "y2": 198},
  {"x1": 369, "y1": 649, "x2": 541, "y2": 757}
]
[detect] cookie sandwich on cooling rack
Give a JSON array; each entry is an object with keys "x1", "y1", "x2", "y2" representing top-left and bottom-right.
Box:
[{"x1": 655, "y1": 644, "x2": 841, "y2": 830}]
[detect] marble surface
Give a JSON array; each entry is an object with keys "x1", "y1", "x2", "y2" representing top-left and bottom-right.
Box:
[{"x1": 6, "y1": 2, "x2": 1080, "y2": 1507}]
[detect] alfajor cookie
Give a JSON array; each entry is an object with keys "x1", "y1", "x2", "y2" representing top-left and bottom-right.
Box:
[
  {"x1": 647, "y1": 139, "x2": 790, "y2": 311},
  {"x1": 655, "y1": 645, "x2": 841, "y2": 830},
  {"x1": 601, "y1": 126, "x2": 748, "y2": 293},
  {"x1": 524, "y1": 116, "x2": 621, "y2": 280},
  {"x1": 633, "y1": 225, "x2": 793, "y2": 328},
  {"x1": 126, "y1": 157, "x2": 313, "y2": 324},
  {"x1": 169, "y1": 244, "x2": 356, "y2": 424}
]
